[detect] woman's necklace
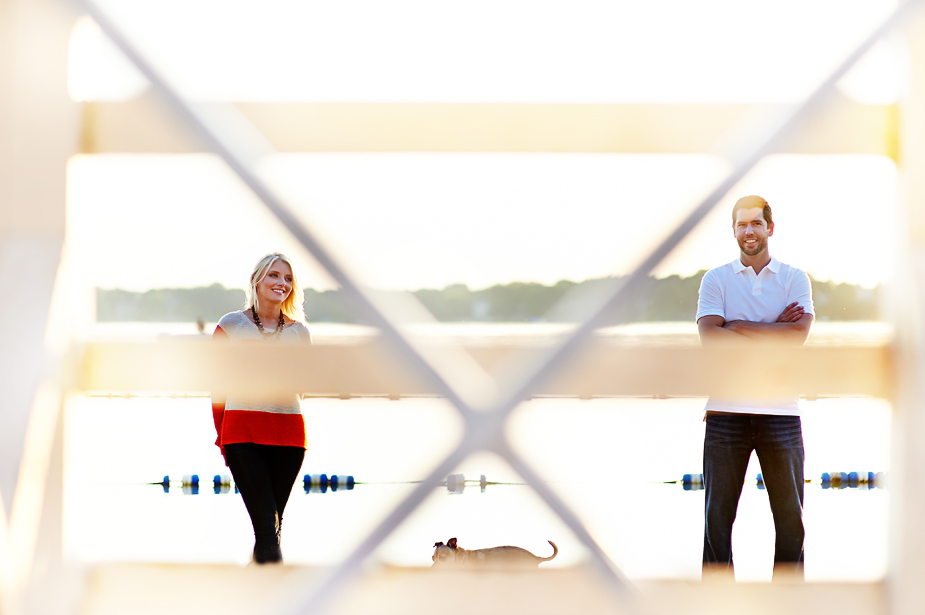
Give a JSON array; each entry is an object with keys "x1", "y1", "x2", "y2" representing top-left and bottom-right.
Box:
[{"x1": 252, "y1": 306, "x2": 285, "y2": 338}]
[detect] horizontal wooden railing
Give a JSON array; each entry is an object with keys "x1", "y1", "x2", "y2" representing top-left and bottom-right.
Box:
[
  {"x1": 81, "y1": 95, "x2": 894, "y2": 156},
  {"x1": 76, "y1": 335, "x2": 893, "y2": 400}
]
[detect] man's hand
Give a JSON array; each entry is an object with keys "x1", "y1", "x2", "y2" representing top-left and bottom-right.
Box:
[
  {"x1": 698, "y1": 304, "x2": 813, "y2": 347},
  {"x1": 776, "y1": 302, "x2": 805, "y2": 323},
  {"x1": 697, "y1": 315, "x2": 743, "y2": 346},
  {"x1": 718, "y1": 311, "x2": 812, "y2": 346}
]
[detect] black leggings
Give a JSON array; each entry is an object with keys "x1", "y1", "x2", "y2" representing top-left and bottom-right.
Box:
[{"x1": 224, "y1": 443, "x2": 305, "y2": 562}]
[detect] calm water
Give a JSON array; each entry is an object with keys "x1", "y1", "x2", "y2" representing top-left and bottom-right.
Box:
[{"x1": 64, "y1": 322, "x2": 891, "y2": 582}]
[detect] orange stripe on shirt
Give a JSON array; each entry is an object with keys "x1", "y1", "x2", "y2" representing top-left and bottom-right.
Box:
[{"x1": 220, "y1": 410, "x2": 307, "y2": 448}]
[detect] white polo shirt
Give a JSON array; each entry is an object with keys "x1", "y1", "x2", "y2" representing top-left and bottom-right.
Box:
[{"x1": 696, "y1": 256, "x2": 814, "y2": 416}]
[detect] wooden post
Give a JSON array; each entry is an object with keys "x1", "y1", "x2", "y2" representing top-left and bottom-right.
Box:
[
  {"x1": 0, "y1": 0, "x2": 79, "y2": 610},
  {"x1": 890, "y1": 8, "x2": 925, "y2": 615}
]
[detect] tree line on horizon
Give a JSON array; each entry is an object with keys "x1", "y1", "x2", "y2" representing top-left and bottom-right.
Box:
[{"x1": 96, "y1": 272, "x2": 880, "y2": 324}]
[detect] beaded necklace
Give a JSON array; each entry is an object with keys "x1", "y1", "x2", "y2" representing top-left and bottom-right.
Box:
[{"x1": 251, "y1": 305, "x2": 285, "y2": 338}]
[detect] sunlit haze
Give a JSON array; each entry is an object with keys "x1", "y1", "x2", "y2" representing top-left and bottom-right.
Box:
[
  {"x1": 50, "y1": 1, "x2": 903, "y2": 587},
  {"x1": 68, "y1": 153, "x2": 895, "y2": 291},
  {"x1": 71, "y1": 1, "x2": 900, "y2": 104},
  {"x1": 66, "y1": 1, "x2": 901, "y2": 293}
]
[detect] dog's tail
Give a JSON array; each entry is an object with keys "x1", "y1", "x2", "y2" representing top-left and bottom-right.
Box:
[{"x1": 539, "y1": 541, "x2": 558, "y2": 562}]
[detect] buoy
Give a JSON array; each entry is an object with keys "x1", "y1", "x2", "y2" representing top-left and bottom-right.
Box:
[
  {"x1": 446, "y1": 474, "x2": 465, "y2": 494},
  {"x1": 330, "y1": 475, "x2": 355, "y2": 491},
  {"x1": 304, "y1": 474, "x2": 328, "y2": 494},
  {"x1": 213, "y1": 474, "x2": 232, "y2": 495},
  {"x1": 182, "y1": 474, "x2": 199, "y2": 495},
  {"x1": 826, "y1": 472, "x2": 849, "y2": 489},
  {"x1": 682, "y1": 473, "x2": 703, "y2": 491}
]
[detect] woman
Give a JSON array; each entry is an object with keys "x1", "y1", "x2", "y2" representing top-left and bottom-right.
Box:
[{"x1": 211, "y1": 252, "x2": 312, "y2": 564}]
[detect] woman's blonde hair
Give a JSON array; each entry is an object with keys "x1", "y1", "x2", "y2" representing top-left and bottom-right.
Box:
[{"x1": 244, "y1": 252, "x2": 306, "y2": 323}]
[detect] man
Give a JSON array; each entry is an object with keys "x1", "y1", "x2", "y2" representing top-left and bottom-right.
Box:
[{"x1": 696, "y1": 195, "x2": 814, "y2": 579}]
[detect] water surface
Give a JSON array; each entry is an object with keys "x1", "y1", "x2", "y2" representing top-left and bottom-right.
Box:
[{"x1": 65, "y1": 322, "x2": 891, "y2": 582}]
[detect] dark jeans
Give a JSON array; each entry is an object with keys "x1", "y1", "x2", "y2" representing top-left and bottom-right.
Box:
[
  {"x1": 703, "y1": 413, "x2": 804, "y2": 578},
  {"x1": 224, "y1": 443, "x2": 305, "y2": 563}
]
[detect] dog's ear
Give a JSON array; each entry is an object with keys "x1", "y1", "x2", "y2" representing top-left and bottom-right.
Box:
[
  {"x1": 433, "y1": 542, "x2": 444, "y2": 548},
  {"x1": 447, "y1": 537, "x2": 458, "y2": 549}
]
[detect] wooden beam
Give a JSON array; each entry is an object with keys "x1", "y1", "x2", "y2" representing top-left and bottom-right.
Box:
[
  {"x1": 77, "y1": 563, "x2": 886, "y2": 615},
  {"x1": 76, "y1": 339, "x2": 892, "y2": 399},
  {"x1": 81, "y1": 95, "x2": 895, "y2": 156},
  {"x1": 889, "y1": 8, "x2": 925, "y2": 615},
  {"x1": 0, "y1": 0, "x2": 78, "y2": 609}
]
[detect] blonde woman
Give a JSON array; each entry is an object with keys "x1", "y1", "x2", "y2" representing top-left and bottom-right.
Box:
[{"x1": 211, "y1": 253, "x2": 311, "y2": 564}]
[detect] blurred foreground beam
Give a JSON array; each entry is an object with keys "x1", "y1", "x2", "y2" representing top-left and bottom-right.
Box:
[
  {"x1": 81, "y1": 94, "x2": 895, "y2": 155},
  {"x1": 891, "y1": 8, "x2": 925, "y2": 615},
  {"x1": 0, "y1": 0, "x2": 79, "y2": 609},
  {"x1": 76, "y1": 339, "x2": 892, "y2": 399},
  {"x1": 78, "y1": 563, "x2": 884, "y2": 615}
]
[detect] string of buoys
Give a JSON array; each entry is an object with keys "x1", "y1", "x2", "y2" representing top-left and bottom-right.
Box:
[
  {"x1": 443, "y1": 473, "x2": 527, "y2": 494},
  {"x1": 151, "y1": 471, "x2": 888, "y2": 494},
  {"x1": 303, "y1": 474, "x2": 355, "y2": 493},
  {"x1": 152, "y1": 473, "x2": 523, "y2": 495},
  {"x1": 153, "y1": 473, "x2": 355, "y2": 495},
  {"x1": 150, "y1": 474, "x2": 236, "y2": 495},
  {"x1": 817, "y1": 471, "x2": 886, "y2": 490},
  {"x1": 673, "y1": 472, "x2": 887, "y2": 492}
]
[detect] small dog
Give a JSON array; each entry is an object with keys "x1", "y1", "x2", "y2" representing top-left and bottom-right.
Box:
[{"x1": 431, "y1": 537, "x2": 558, "y2": 568}]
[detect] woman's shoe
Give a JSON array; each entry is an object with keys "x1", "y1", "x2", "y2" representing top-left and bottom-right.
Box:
[{"x1": 254, "y1": 542, "x2": 282, "y2": 564}]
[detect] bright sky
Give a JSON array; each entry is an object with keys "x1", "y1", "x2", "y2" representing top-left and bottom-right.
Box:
[
  {"x1": 73, "y1": 0, "x2": 901, "y2": 105},
  {"x1": 66, "y1": 1, "x2": 902, "y2": 292},
  {"x1": 68, "y1": 153, "x2": 896, "y2": 291}
]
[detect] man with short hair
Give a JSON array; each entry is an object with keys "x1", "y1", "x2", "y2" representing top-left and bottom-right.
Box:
[{"x1": 697, "y1": 195, "x2": 814, "y2": 578}]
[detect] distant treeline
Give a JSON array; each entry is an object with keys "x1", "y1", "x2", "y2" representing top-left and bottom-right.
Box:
[{"x1": 96, "y1": 273, "x2": 880, "y2": 323}]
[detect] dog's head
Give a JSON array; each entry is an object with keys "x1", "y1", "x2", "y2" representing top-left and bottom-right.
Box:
[{"x1": 431, "y1": 538, "x2": 459, "y2": 566}]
